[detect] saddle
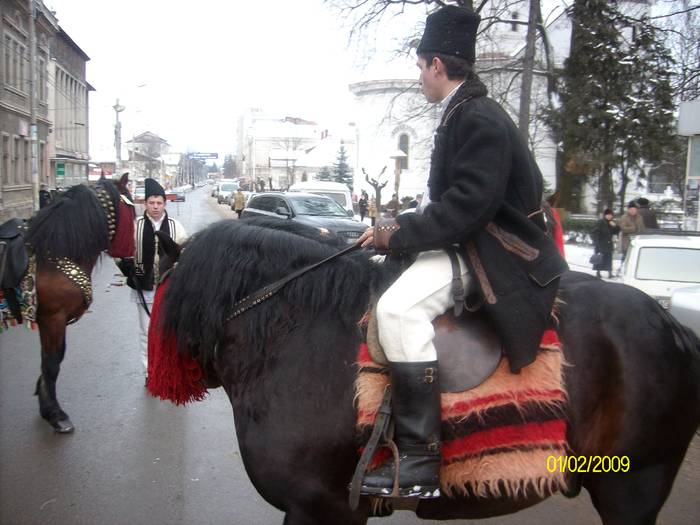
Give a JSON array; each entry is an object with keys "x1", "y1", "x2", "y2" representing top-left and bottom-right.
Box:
[
  {"x1": 0, "y1": 218, "x2": 28, "y2": 290},
  {"x1": 366, "y1": 307, "x2": 503, "y2": 393}
]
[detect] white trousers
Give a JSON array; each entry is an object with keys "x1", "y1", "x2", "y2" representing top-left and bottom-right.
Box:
[
  {"x1": 377, "y1": 250, "x2": 470, "y2": 363},
  {"x1": 133, "y1": 287, "x2": 156, "y2": 375},
  {"x1": 137, "y1": 302, "x2": 152, "y2": 374}
]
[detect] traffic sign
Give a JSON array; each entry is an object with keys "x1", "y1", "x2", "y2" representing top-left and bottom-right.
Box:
[{"x1": 189, "y1": 152, "x2": 218, "y2": 159}]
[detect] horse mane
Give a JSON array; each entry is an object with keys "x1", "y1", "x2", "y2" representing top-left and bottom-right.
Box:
[
  {"x1": 26, "y1": 182, "x2": 110, "y2": 266},
  {"x1": 161, "y1": 217, "x2": 384, "y2": 363}
]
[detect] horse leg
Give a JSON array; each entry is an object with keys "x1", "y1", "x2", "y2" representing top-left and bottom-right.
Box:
[
  {"x1": 282, "y1": 499, "x2": 369, "y2": 525},
  {"x1": 584, "y1": 456, "x2": 685, "y2": 525},
  {"x1": 35, "y1": 318, "x2": 74, "y2": 433}
]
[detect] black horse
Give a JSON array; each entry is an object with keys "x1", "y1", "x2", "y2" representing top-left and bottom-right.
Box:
[
  {"x1": 155, "y1": 218, "x2": 700, "y2": 525},
  {"x1": 3, "y1": 175, "x2": 134, "y2": 432}
]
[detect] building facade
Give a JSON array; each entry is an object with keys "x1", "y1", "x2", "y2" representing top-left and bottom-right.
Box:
[
  {"x1": 1, "y1": 0, "x2": 91, "y2": 222},
  {"x1": 48, "y1": 28, "x2": 92, "y2": 189},
  {"x1": 0, "y1": 0, "x2": 55, "y2": 222}
]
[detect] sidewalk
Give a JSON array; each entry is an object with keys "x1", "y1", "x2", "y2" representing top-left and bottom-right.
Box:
[{"x1": 563, "y1": 243, "x2": 622, "y2": 281}]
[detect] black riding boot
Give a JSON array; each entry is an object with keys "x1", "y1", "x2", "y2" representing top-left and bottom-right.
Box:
[{"x1": 360, "y1": 361, "x2": 442, "y2": 498}]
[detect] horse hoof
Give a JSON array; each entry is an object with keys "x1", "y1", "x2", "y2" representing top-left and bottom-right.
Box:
[{"x1": 53, "y1": 419, "x2": 75, "y2": 434}]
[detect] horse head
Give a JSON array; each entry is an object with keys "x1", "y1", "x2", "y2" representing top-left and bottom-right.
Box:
[
  {"x1": 97, "y1": 173, "x2": 136, "y2": 259},
  {"x1": 153, "y1": 230, "x2": 222, "y2": 390},
  {"x1": 155, "y1": 230, "x2": 181, "y2": 277}
]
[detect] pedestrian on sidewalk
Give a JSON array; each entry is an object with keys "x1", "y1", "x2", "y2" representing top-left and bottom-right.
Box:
[
  {"x1": 368, "y1": 197, "x2": 377, "y2": 226},
  {"x1": 636, "y1": 197, "x2": 659, "y2": 230},
  {"x1": 231, "y1": 188, "x2": 246, "y2": 218},
  {"x1": 619, "y1": 201, "x2": 645, "y2": 262},
  {"x1": 358, "y1": 191, "x2": 369, "y2": 222},
  {"x1": 591, "y1": 208, "x2": 619, "y2": 278},
  {"x1": 131, "y1": 178, "x2": 187, "y2": 379}
]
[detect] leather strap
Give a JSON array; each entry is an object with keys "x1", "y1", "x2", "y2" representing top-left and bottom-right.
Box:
[
  {"x1": 349, "y1": 385, "x2": 393, "y2": 510},
  {"x1": 225, "y1": 241, "x2": 362, "y2": 322},
  {"x1": 446, "y1": 248, "x2": 464, "y2": 317}
]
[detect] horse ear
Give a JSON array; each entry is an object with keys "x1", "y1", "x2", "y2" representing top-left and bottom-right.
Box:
[
  {"x1": 118, "y1": 172, "x2": 130, "y2": 189},
  {"x1": 156, "y1": 231, "x2": 181, "y2": 262}
]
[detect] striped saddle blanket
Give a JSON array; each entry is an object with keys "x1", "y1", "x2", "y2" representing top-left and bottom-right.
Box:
[{"x1": 355, "y1": 329, "x2": 569, "y2": 499}]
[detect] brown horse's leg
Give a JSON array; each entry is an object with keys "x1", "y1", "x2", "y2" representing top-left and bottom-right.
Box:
[
  {"x1": 584, "y1": 456, "x2": 685, "y2": 525},
  {"x1": 35, "y1": 315, "x2": 74, "y2": 433}
]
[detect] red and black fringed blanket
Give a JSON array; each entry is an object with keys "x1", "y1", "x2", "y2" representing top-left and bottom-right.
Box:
[{"x1": 355, "y1": 330, "x2": 569, "y2": 499}]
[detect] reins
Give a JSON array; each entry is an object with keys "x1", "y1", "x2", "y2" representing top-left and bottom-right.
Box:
[{"x1": 223, "y1": 241, "x2": 363, "y2": 323}]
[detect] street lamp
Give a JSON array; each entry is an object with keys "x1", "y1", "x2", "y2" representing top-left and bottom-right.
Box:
[
  {"x1": 389, "y1": 149, "x2": 408, "y2": 197},
  {"x1": 113, "y1": 99, "x2": 125, "y2": 173}
]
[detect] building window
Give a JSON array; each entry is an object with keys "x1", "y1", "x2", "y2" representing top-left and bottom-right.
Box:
[
  {"x1": 511, "y1": 11, "x2": 519, "y2": 32},
  {"x1": 4, "y1": 37, "x2": 12, "y2": 87},
  {"x1": 39, "y1": 141, "x2": 45, "y2": 183},
  {"x1": 398, "y1": 134, "x2": 409, "y2": 170},
  {"x1": 1, "y1": 134, "x2": 10, "y2": 185},
  {"x1": 13, "y1": 137, "x2": 21, "y2": 184},
  {"x1": 24, "y1": 137, "x2": 31, "y2": 183},
  {"x1": 38, "y1": 58, "x2": 46, "y2": 101}
]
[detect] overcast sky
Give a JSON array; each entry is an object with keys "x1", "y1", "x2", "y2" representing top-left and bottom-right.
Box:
[{"x1": 47, "y1": 0, "x2": 425, "y2": 163}]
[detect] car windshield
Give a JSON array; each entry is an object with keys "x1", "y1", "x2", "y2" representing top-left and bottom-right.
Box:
[
  {"x1": 315, "y1": 191, "x2": 347, "y2": 207},
  {"x1": 220, "y1": 183, "x2": 236, "y2": 191},
  {"x1": 635, "y1": 247, "x2": 700, "y2": 283},
  {"x1": 290, "y1": 195, "x2": 348, "y2": 217}
]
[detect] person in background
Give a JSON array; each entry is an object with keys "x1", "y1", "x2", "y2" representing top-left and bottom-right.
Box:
[
  {"x1": 231, "y1": 188, "x2": 246, "y2": 218},
  {"x1": 131, "y1": 178, "x2": 187, "y2": 380},
  {"x1": 368, "y1": 197, "x2": 377, "y2": 226},
  {"x1": 39, "y1": 184, "x2": 52, "y2": 209},
  {"x1": 358, "y1": 191, "x2": 369, "y2": 223},
  {"x1": 385, "y1": 193, "x2": 400, "y2": 218},
  {"x1": 636, "y1": 197, "x2": 659, "y2": 230},
  {"x1": 591, "y1": 208, "x2": 619, "y2": 279},
  {"x1": 619, "y1": 201, "x2": 645, "y2": 262}
]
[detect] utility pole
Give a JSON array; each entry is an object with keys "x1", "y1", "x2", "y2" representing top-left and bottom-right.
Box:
[
  {"x1": 28, "y1": 0, "x2": 39, "y2": 210},
  {"x1": 113, "y1": 99, "x2": 125, "y2": 174}
]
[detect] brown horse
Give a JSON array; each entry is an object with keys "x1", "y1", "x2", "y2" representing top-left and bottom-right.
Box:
[
  {"x1": 155, "y1": 218, "x2": 700, "y2": 525},
  {"x1": 10, "y1": 174, "x2": 135, "y2": 433}
]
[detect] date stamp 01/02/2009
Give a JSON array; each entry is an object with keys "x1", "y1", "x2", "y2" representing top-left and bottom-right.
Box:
[{"x1": 546, "y1": 455, "x2": 630, "y2": 473}]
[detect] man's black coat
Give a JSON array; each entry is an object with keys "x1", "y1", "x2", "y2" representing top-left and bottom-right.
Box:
[{"x1": 389, "y1": 84, "x2": 568, "y2": 372}]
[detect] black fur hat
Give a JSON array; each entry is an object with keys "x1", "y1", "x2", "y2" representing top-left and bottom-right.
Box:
[
  {"x1": 144, "y1": 178, "x2": 165, "y2": 200},
  {"x1": 416, "y1": 5, "x2": 480, "y2": 63}
]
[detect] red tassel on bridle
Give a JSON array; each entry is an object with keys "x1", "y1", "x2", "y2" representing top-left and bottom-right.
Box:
[
  {"x1": 108, "y1": 200, "x2": 135, "y2": 258},
  {"x1": 146, "y1": 277, "x2": 208, "y2": 405}
]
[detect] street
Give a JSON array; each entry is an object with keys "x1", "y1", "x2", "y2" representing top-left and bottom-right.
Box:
[{"x1": 1, "y1": 187, "x2": 698, "y2": 525}]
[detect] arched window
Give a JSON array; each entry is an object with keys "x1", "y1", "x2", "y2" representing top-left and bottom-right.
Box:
[
  {"x1": 511, "y1": 11, "x2": 519, "y2": 32},
  {"x1": 398, "y1": 134, "x2": 409, "y2": 170}
]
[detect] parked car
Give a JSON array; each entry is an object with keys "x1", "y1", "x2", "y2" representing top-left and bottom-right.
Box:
[
  {"x1": 173, "y1": 190, "x2": 186, "y2": 202},
  {"x1": 133, "y1": 187, "x2": 145, "y2": 204},
  {"x1": 620, "y1": 232, "x2": 700, "y2": 309},
  {"x1": 217, "y1": 179, "x2": 238, "y2": 205},
  {"x1": 669, "y1": 286, "x2": 700, "y2": 337},
  {"x1": 288, "y1": 181, "x2": 353, "y2": 216},
  {"x1": 241, "y1": 192, "x2": 366, "y2": 244}
]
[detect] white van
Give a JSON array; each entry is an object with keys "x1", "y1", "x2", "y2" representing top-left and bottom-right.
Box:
[{"x1": 288, "y1": 181, "x2": 353, "y2": 216}]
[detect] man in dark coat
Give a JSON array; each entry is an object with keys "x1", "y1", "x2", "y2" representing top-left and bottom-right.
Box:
[
  {"x1": 591, "y1": 208, "x2": 619, "y2": 278},
  {"x1": 636, "y1": 197, "x2": 659, "y2": 229},
  {"x1": 358, "y1": 5, "x2": 568, "y2": 498}
]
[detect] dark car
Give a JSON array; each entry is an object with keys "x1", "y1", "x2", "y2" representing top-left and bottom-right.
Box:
[{"x1": 241, "y1": 192, "x2": 366, "y2": 244}]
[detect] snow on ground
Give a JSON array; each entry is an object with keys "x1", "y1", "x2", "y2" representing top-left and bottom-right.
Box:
[{"x1": 564, "y1": 243, "x2": 622, "y2": 281}]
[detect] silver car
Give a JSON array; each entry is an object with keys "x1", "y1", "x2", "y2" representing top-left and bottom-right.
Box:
[{"x1": 669, "y1": 285, "x2": 700, "y2": 338}]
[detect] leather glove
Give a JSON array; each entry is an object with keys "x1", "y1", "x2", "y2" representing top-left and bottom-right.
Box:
[
  {"x1": 373, "y1": 218, "x2": 400, "y2": 253},
  {"x1": 116, "y1": 257, "x2": 136, "y2": 279}
]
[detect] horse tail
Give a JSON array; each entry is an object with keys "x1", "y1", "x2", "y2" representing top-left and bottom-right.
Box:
[{"x1": 657, "y1": 305, "x2": 700, "y2": 430}]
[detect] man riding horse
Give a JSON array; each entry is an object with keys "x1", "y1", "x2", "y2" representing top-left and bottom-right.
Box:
[{"x1": 357, "y1": 5, "x2": 568, "y2": 499}]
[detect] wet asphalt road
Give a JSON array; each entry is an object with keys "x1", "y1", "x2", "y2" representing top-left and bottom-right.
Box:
[{"x1": 1, "y1": 187, "x2": 698, "y2": 525}]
